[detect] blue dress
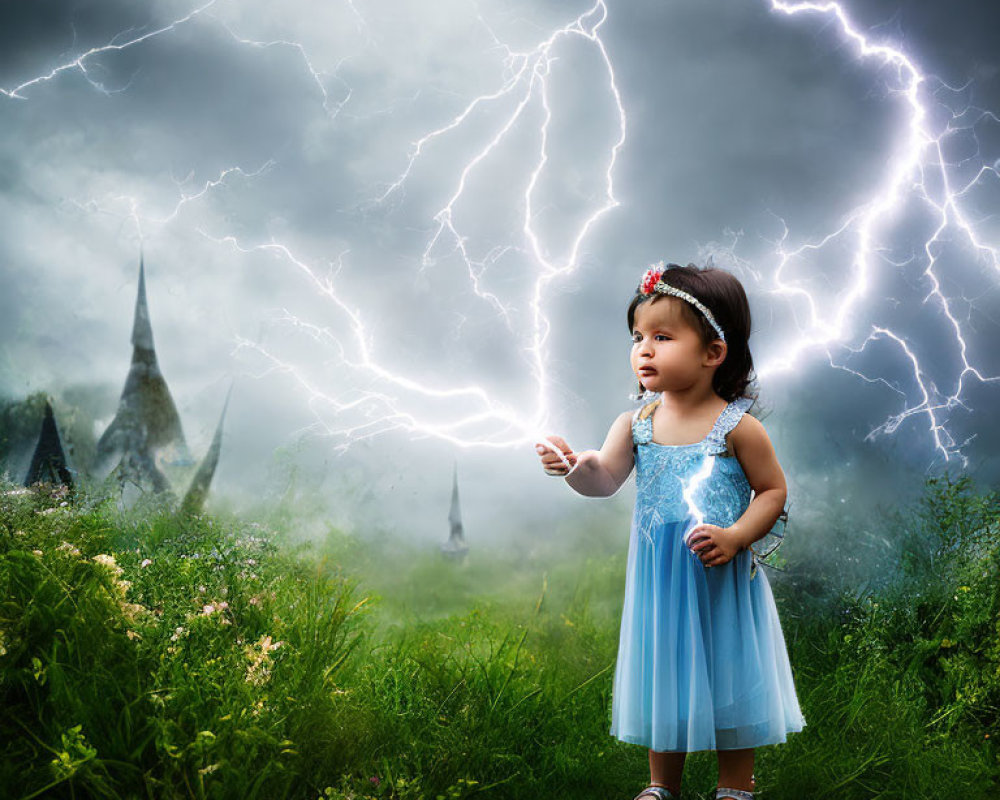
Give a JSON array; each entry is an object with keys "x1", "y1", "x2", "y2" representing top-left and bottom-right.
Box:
[{"x1": 609, "y1": 396, "x2": 806, "y2": 753}]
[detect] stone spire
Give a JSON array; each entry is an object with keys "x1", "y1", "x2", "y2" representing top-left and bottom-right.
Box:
[
  {"x1": 95, "y1": 255, "x2": 190, "y2": 490},
  {"x1": 181, "y1": 384, "x2": 232, "y2": 516},
  {"x1": 24, "y1": 399, "x2": 73, "y2": 488},
  {"x1": 440, "y1": 461, "x2": 468, "y2": 559},
  {"x1": 131, "y1": 251, "x2": 156, "y2": 351}
]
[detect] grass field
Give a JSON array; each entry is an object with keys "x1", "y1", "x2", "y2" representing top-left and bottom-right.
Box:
[{"x1": 1, "y1": 476, "x2": 997, "y2": 799}]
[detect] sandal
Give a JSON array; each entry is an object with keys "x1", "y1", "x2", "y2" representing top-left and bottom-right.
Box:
[
  {"x1": 632, "y1": 786, "x2": 677, "y2": 800},
  {"x1": 715, "y1": 789, "x2": 753, "y2": 800},
  {"x1": 716, "y1": 771, "x2": 755, "y2": 799}
]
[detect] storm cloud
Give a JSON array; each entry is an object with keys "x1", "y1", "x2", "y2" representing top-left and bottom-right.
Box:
[{"x1": 2, "y1": 0, "x2": 998, "y2": 543}]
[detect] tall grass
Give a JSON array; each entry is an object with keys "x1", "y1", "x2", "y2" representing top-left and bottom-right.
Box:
[{"x1": 1, "y1": 475, "x2": 997, "y2": 799}]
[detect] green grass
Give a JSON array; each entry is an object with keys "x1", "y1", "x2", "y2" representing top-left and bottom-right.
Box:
[{"x1": 1, "y1": 476, "x2": 998, "y2": 799}]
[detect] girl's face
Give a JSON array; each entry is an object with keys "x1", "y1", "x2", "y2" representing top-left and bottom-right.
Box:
[{"x1": 630, "y1": 297, "x2": 721, "y2": 394}]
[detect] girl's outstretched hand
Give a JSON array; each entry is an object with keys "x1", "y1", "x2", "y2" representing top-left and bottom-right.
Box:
[
  {"x1": 535, "y1": 436, "x2": 578, "y2": 476},
  {"x1": 687, "y1": 524, "x2": 741, "y2": 568}
]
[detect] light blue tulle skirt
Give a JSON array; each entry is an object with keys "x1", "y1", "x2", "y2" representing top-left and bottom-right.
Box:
[{"x1": 610, "y1": 517, "x2": 806, "y2": 752}]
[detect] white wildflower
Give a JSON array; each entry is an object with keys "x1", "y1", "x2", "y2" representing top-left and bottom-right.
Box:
[
  {"x1": 92, "y1": 554, "x2": 123, "y2": 576},
  {"x1": 244, "y1": 634, "x2": 283, "y2": 686}
]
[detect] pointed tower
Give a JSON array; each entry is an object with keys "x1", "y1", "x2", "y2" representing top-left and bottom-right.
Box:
[
  {"x1": 180, "y1": 385, "x2": 232, "y2": 516},
  {"x1": 95, "y1": 255, "x2": 191, "y2": 489},
  {"x1": 440, "y1": 462, "x2": 468, "y2": 559},
  {"x1": 24, "y1": 400, "x2": 73, "y2": 488}
]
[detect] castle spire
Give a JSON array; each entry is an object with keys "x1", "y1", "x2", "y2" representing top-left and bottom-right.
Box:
[
  {"x1": 441, "y1": 461, "x2": 468, "y2": 559},
  {"x1": 95, "y1": 254, "x2": 190, "y2": 488},
  {"x1": 131, "y1": 253, "x2": 155, "y2": 351},
  {"x1": 181, "y1": 383, "x2": 232, "y2": 515},
  {"x1": 24, "y1": 399, "x2": 73, "y2": 489}
]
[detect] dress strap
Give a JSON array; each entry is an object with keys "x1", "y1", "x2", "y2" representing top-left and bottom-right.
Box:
[
  {"x1": 631, "y1": 398, "x2": 660, "y2": 447},
  {"x1": 703, "y1": 396, "x2": 754, "y2": 456}
]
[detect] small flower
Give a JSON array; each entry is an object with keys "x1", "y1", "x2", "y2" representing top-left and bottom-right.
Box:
[
  {"x1": 640, "y1": 266, "x2": 663, "y2": 294},
  {"x1": 140, "y1": 558, "x2": 152, "y2": 568},
  {"x1": 93, "y1": 554, "x2": 123, "y2": 576},
  {"x1": 244, "y1": 634, "x2": 282, "y2": 685},
  {"x1": 56, "y1": 541, "x2": 81, "y2": 557}
]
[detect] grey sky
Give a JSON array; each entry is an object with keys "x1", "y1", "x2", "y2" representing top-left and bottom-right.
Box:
[{"x1": 1, "y1": 0, "x2": 998, "y2": 544}]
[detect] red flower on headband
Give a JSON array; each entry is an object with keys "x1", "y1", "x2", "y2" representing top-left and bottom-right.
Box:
[{"x1": 640, "y1": 268, "x2": 662, "y2": 295}]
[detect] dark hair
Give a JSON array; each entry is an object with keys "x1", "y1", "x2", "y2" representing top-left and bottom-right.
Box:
[{"x1": 627, "y1": 263, "x2": 757, "y2": 403}]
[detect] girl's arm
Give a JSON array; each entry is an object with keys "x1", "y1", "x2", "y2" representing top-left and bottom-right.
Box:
[
  {"x1": 536, "y1": 411, "x2": 635, "y2": 497},
  {"x1": 689, "y1": 414, "x2": 787, "y2": 567},
  {"x1": 727, "y1": 414, "x2": 787, "y2": 551}
]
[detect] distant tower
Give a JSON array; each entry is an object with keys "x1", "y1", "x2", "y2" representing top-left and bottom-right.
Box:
[
  {"x1": 181, "y1": 385, "x2": 232, "y2": 516},
  {"x1": 440, "y1": 462, "x2": 468, "y2": 560},
  {"x1": 23, "y1": 399, "x2": 73, "y2": 489},
  {"x1": 95, "y1": 255, "x2": 190, "y2": 494}
]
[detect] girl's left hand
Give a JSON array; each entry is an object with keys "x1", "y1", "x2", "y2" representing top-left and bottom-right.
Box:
[{"x1": 687, "y1": 524, "x2": 741, "y2": 568}]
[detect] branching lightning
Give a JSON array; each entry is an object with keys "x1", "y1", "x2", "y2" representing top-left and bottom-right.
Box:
[
  {"x1": 760, "y1": 1, "x2": 1000, "y2": 464},
  {"x1": 67, "y1": 161, "x2": 276, "y2": 242},
  {"x1": 202, "y1": 0, "x2": 628, "y2": 450},
  {"x1": 1, "y1": 0, "x2": 219, "y2": 100}
]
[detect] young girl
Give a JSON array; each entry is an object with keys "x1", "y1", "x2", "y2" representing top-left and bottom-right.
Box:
[{"x1": 536, "y1": 263, "x2": 805, "y2": 800}]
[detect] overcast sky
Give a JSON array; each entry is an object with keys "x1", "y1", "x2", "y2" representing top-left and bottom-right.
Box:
[{"x1": 2, "y1": 0, "x2": 999, "y2": 544}]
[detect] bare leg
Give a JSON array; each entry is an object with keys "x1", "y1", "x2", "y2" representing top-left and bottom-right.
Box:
[
  {"x1": 647, "y1": 748, "x2": 686, "y2": 797},
  {"x1": 716, "y1": 747, "x2": 755, "y2": 794}
]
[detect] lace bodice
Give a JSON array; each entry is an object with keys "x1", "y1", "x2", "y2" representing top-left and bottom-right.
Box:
[{"x1": 632, "y1": 396, "x2": 754, "y2": 542}]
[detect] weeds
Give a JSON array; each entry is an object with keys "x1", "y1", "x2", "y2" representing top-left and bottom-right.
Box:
[{"x1": 1, "y1": 475, "x2": 998, "y2": 798}]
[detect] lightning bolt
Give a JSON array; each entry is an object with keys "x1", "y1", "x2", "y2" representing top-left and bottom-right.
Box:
[
  {"x1": 756, "y1": 1, "x2": 1000, "y2": 465},
  {"x1": 203, "y1": 0, "x2": 627, "y2": 450},
  {"x1": 1, "y1": 0, "x2": 219, "y2": 100},
  {"x1": 66, "y1": 161, "x2": 276, "y2": 243},
  {"x1": 211, "y1": 23, "x2": 356, "y2": 120},
  {"x1": 682, "y1": 454, "x2": 717, "y2": 533}
]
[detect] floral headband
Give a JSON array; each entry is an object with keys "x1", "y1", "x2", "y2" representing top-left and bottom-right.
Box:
[{"x1": 638, "y1": 263, "x2": 726, "y2": 342}]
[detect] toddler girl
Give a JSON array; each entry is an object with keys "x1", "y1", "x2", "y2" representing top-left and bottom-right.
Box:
[{"x1": 536, "y1": 263, "x2": 805, "y2": 800}]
